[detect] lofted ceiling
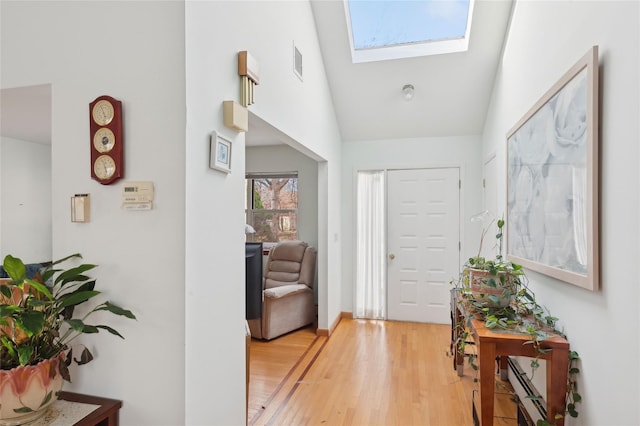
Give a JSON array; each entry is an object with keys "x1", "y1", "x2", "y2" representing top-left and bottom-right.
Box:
[
  {"x1": 247, "y1": 0, "x2": 513, "y2": 146},
  {"x1": 0, "y1": 1, "x2": 514, "y2": 148},
  {"x1": 309, "y1": 0, "x2": 513, "y2": 142}
]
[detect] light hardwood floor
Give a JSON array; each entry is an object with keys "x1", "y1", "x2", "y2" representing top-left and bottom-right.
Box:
[{"x1": 248, "y1": 319, "x2": 519, "y2": 426}]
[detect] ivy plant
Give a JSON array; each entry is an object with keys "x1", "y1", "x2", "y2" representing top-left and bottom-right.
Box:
[{"x1": 451, "y1": 216, "x2": 582, "y2": 424}]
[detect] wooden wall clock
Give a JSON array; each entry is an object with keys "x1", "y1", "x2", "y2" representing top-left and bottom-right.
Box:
[{"x1": 89, "y1": 95, "x2": 123, "y2": 185}]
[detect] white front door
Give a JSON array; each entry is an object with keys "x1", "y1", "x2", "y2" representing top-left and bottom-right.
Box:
[{"x1": 387, "y1": 168, "x2": 460, "y2": 324}]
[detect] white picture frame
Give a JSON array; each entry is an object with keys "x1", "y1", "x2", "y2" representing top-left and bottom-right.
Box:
[
  {"x1": 506, "y1": 46, "x2": 599, "y2": 291},
  {"x1": 210, "y1": 130, "x2": 232, "y2": 174}
]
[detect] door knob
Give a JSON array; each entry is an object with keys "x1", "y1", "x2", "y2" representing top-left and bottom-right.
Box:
[{"x1": 389, "y1": 254, "x2": 395, "y2": 260}]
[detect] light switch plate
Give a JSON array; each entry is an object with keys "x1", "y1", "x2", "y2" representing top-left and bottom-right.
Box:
[{"x1": 71, "y1": 194, "x2": 90, "y2": 222}]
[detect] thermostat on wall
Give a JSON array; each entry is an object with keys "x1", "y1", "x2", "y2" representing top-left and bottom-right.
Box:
[{"x1": 121, "y1": 181, "x2": 154, "y2": 210}]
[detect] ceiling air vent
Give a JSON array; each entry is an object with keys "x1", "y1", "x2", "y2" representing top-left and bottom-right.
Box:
[{"x1": 293, "y1": 43, "x2": 303, "y2": 81}]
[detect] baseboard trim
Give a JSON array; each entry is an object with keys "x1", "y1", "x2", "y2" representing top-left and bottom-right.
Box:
[{"x1": 316, "y1": 312, "x2": 352, "y2": 337}]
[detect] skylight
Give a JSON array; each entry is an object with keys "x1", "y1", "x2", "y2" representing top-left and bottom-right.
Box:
[{"x1": 345, "y1": 0, "x2": 474, "y2": 63}]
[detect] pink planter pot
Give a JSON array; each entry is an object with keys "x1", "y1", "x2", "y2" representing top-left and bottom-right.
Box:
[
  {"x1": 0, "y1": 352, "x2": 65, "y2": 425},
  {"x1": 466, "y1": 268, "x2": 518, "y2": 308}
]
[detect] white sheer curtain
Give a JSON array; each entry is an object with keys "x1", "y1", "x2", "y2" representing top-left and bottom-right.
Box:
[{"x1": 354, "y1": 170, "x2": 386, "y2": 319}]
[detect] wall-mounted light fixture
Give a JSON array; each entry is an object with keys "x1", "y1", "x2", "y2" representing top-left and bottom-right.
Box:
[{"x1": 402, "y1": 84, "x2": 415, "y2": 101}]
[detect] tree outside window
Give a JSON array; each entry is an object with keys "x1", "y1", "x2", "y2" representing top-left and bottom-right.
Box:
[{"x1": 246, "y1": 174, "x2": 298, "y2": 243}]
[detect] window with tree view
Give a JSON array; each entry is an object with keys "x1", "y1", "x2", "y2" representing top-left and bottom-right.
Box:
[{"x1": 245, "y1": 173, "x2": 298, "y2": 243}]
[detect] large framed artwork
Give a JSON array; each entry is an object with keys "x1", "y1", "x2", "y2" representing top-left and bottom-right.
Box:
[{"x1": 506, "y1": 46, "x2": 599, "y2": 291}]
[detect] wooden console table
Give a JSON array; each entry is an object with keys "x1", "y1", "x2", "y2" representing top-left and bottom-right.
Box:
[
  {"x1": 58, "y1": 392, "x2": 122, "y2": 426},
  {"x1": 451, "y1": 290, "x2": 570, "y2": 426}
]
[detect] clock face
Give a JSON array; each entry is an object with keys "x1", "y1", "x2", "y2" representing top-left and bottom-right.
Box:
[
  {"x1": 90, "y1": 96, "x2": 123, "y2": 185},
  {"x1": 93, "y1": 155, "x2": 117, "y2": 180},
  {"x1": 91, "y1": 99, "x2": 115, "y2": 126},
  {"x1": 93, "y1": 127, "x2": 115, "y2": 153}
]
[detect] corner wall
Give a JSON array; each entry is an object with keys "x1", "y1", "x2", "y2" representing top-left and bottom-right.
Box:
[
  {"x1": 229, "y1": 1, "x2": 343, "y2": 333},
  {"x1": 482, "y1": 1, "x2": 640, "y2": 423},
  {"x1": 185, "y1": 1, "x2": 342, "y2": 424},
  {"x1": 1, "y1": 2, "x2": 187, "y2": 424}
]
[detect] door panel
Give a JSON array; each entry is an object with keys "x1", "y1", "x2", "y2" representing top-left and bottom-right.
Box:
[{"x1": 387, "y1": 168, "x2": 460, "y2": 324}]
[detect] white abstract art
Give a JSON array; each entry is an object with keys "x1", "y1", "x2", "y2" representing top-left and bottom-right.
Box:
[{"x1": 506, "y1": 46, "x2": 599, "y2": 291}]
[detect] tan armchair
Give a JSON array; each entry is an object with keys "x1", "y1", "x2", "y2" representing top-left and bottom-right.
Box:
[{"x1": 248, "y1": 240, "x2": 316, "y2": 340}]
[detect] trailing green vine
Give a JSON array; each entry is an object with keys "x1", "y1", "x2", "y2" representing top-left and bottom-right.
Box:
[{"x1": 450, "y1": 216, "x2": 582, "y2": 424}]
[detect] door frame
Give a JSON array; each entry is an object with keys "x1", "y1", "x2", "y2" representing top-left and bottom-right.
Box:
[{"x1": 352, "y1": 163, "x2": 468, "y2": 319}]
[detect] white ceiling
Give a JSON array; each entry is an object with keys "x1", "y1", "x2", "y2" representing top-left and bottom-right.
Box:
[
  {"x1": 309, "y1": 0, "x2": 513, "y2": 142},
  {"x1": 247, "y1": 0, "x2": 513, "y2": 146},
  {"x1": 0, "y1": 1, "x2": 513, "y2": 148}
]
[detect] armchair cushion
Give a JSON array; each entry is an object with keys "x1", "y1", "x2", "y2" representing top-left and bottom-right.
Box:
[
  {"x1": 264, "y1": 284, "x2": 309, "y2": 299},
  {"x1": 265, "y1": 261, "x2": 301, "y2": 287},
  {"x1": 264, "y1": 240, "x2": 315, "y2": 289}
]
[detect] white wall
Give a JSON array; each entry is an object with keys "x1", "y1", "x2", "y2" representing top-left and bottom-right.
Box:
[
  {"x1": 482, "y1": 1, "x2": 639, "y2": 424},
  {"x1": 246, "y1": 145, "x2": 319, "y2": 251},
  {"x1": 341, "y1": 136, "x2": 483, "y2": 313},
  {"x1": 1, "y1": 2, "x2": 186, "y2": 424},
  {"x1": 2, "y1": 1, "x2": 341, "y2": 424},
  {"x1": 0, "y1": 137, "x2": 52, "y2": 262},
  {"x1": 223, "y1": 0, "x2": 343, "y2": 333},
  {"x1": 185, "y1": 1, "x2": 342, "y2": 424},
  {"x1": 229, "y1": 1, "x2": 342, "y2": 329}
]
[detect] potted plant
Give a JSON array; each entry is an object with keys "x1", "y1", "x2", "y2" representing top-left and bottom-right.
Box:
[
  {"x1": 462, "y1": 216, "x2": 524, "y2": 308},
  {"x1": 0, "y1": 253, "x2": 135, "y2": 424},
  {"x1": 452, "y1": 214, "x2": 582, "y2": 424}
]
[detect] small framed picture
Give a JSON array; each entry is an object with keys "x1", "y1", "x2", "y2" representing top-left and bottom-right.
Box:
[{"x1": 210, "y1": 131, "x2": 232, "y2": 173}]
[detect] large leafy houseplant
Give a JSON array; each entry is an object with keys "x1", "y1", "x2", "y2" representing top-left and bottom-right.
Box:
[{"x1": 0, "y1": 253, "x2": 135, "y2": 423}]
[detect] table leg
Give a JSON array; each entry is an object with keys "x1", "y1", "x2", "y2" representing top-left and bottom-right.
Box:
[
  {"x1": 107, "y1": 411, "x2": 119, "y2": 426},
  {"x1": 453, "y1": 304, "x2": 465, "y2": 377},
  {"x1": 499, "y1": 356, "x2": 509, "y2": 381},
  {"x1": 546, "y1": 346, "x2": 569, "y2": 426},
  {"x1": 478, "y1": 340, "x2": 496, "y2": 426}
]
